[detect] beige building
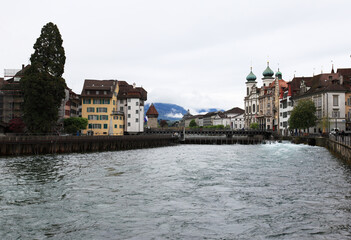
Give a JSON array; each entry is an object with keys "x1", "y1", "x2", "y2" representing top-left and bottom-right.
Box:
[{"x1": 81, "y1": 79, "x2": 124, "y2": 136}]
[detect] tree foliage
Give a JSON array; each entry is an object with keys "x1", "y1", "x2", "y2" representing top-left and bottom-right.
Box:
[
  {"x1": 64, "y1": 117, "x2": 88, "y2": 134},
  {"x1": 189, "y1": 119, "x2": 197, "y2": 128},
  {"x1": 289, "y1": 99, "x2": 317, "y2": 130},
  {"x1": 21, "y1": 22, "x2": 66, "y2": 133},
  {"x1": 250, "y1": 122, "x2": 259, "y2": 129}
]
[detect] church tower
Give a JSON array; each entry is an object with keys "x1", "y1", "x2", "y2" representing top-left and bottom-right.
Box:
[
  {"x1": 262, "y1": 62, "x2": 274, "y2": 87},
  {"x1": 245, "y1": 67, "x2": 257, "y2": 96}
]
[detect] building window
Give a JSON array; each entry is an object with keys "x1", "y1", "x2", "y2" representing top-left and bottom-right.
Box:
[
  {"x1": 128, "y1": 122, "x2": 131, "y2": 126},
  {"x1": 128, "y1": 99, "x2": 131, "y2": 102},
  {"x1": 128, "y1": 114, "x2": 131, "y2": 118},
  {"x1": 104, "y1": 91, "x2": 107, "y2": 95},
  {"x1": 92, "y1": 124, "x2": 101, "y2": 129},
  {"x1": 120, "y1": 107, "x2": 123, "y2": 111},
  {"x1": 253, "y1": 104, "x2": 255, "y2": 112},
  {"x1": 247, "y1": 87, "x2": 249, "y2": 96},
  {"x1": 83, "y1": 99, "x2": 91, "y2": 104},
  {"x1": 136, "y1": 110, "x2": 139, "y2": 114},
  {"x1": 87, "y1": 91, "x2": 90, "y2": 95},
  {"x1": 119, "y1": 125, "x2": 123, "y2": 128},
  {"x1": 347, "y1": 97, "x2": 351, "y2": 106},
  {"x1": 332, "y1": 110, "x2": 340, "y2": 118},
  {"x1": 333, "y1": 95, "x2": 339, "y2": 106},
  {"x1": 136, "y1": 118, "x2": 139, "y2": 122},
  {"x1": 93, "y1": 99, "x2": 110, "y2": 104},
  {"x1": 114, "y1": 124, "x2": 117, "y2": 128},
  {"x1": 88, "y1": 124, "x2": 92, "y2": 129},
  {"x1": 113, "y1": 100, "x2": 115, "y2": 105},
  {"x1": 96, "y1": 107, "x2": 107, "y2": 113},
  {"x1": 136, "y1": 102, "x2": 139, "y2": 106},
  {"x1": 113, "y1": 116, "x2": 118, "y2": 120},
  {"x1": 128, "y1": 106, "x2": 131, "y2": 110},
  {"x1": 120, "y1": 100, "x2": 124, "y2": 104},
  {"x1": 88, "y1": 115, "x2": 99, "y2": 120},
  {"x1": 104, "y1": 124, "x2": 108, "y2": 129},
  {"x1": 100, "y1": 115, "x2": 108, "y2": 120},
  {"x1": 96, "y1": 91, "x2": 99, "y2": 95}
]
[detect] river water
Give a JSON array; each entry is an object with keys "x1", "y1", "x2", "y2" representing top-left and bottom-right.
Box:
[{"x1": 1, "y1": 142, "x2": 351, "y2": 239}]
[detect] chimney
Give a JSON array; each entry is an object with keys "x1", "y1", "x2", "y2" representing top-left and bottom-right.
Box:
[{"x1": 22, "y1": 64, "x2": 25, "y2": 69}]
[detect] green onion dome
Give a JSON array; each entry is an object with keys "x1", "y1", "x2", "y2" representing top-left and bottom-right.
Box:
[
  {"x1": 275, "y1": 69, "x2": 282, "y2": 80},
  {"x1": 263, "y1": 62, "x2": 274, "y2": 77},
  {"x1": 246, "y1": 68, "x2": 257, "y2": 81}
]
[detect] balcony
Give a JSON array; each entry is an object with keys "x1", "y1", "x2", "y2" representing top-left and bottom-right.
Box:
[{"x1": 111, "y1": 110, "x2": 124, "y2": 115}]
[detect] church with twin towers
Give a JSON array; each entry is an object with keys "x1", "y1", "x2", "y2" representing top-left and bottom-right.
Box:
[{"x1": 244, "y1": 62, "x2": 287, "y2": 131}]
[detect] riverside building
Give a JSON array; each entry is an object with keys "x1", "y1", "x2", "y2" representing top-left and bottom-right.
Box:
[{"x1": 81, "y1": 79, "x2": 124, "y2": 136}]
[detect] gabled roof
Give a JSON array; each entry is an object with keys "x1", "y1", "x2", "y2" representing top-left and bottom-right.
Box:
[{"x1": 146, "y1": 103, "x2": 158, "y2": 117}]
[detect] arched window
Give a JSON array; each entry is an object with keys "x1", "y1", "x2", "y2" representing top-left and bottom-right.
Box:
[
  {"x1": 247, "y1": 87, "x2": 249, "y2": 95},
  {"x1": 253, "y1": 104, "x2": 255, "y2": 112}
]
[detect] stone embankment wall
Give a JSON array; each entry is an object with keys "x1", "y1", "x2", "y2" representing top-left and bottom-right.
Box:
[
  {"x1": 326, "y1": 139, "x2": 351, "y2": 164},
  {"x1": 0, "y1": 135, "x2": 178, "y2": 156}
]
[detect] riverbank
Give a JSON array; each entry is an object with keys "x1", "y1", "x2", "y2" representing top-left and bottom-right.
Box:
[
  {"x1": 0, "y1": 135, "x2": 178, "y2": 156},
  {"x1": 291, "y1": 136, "x2": 351, "y2": 165}
]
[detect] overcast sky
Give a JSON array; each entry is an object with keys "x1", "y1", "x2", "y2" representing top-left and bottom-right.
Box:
[{"x1": 1, "y1": 0, "x2": 351, "y2": 113}]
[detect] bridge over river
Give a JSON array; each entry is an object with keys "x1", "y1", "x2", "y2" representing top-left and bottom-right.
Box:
[{"x1": 144, "y1": 129, "x2": 273, "y2": 144}]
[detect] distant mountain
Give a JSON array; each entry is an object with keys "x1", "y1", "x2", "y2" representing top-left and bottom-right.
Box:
[
  {"x1": 145, "y1": 103, "x2": 187, "y2": 121},
  {"x1": 197, "y1": 108, "x2": 225, "y2": 113},
  {"x1": 144, "y1": 103, "x2": 224, "y2": 121}
]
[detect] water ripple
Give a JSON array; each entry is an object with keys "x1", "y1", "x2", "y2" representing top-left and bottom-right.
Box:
[{"x1": 1, "y1": 143, "x2": 351, "y2": 239}]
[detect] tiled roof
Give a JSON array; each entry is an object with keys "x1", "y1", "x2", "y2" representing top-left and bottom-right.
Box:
[
  {"x1": 289, "y1": 76, "x2": 313, "y2": 97},
  {"x1": 337, "y1": 68, "x2": 351, "y2": 89},
  {"x1": 146, "y1": 103, "x2": 158, "y2": 116},
  {"x1": 81, "y1": 79, "x2": 117, "y2": 98},
  {"x1": 117, "y1": 81, "x2": 147, "y2": 100}
]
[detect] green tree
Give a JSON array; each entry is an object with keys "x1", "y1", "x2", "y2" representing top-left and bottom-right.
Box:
[
  {"x1": 189, "y1": 119, "x2": 197, "y2": 128},
  {"x1": 64, "y1": 117, "x2": 88, "y2": 134},
  {"x1": 21, "y1": 22, "x2": 66, "y2": 133},
  {"x1": 250, "y1": 122, "x2": 259, "y2": 129},
  {"x1": 289, "y1": 99, "x2": 317, "y2": 131}
]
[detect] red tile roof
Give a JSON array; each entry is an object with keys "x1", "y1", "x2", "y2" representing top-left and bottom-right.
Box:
[{"x1": 146, "y1": 103, "x2": 158, "y2": 117}]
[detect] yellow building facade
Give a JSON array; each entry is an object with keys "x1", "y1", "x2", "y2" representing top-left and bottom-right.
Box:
[{"x1": 81, "y1": 80, "x2": 124, "y2": 136}]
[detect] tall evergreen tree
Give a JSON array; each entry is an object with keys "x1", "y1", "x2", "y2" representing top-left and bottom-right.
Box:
[{"x1": 21, "y1": 22, "x2": 66, "y2": 133}]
